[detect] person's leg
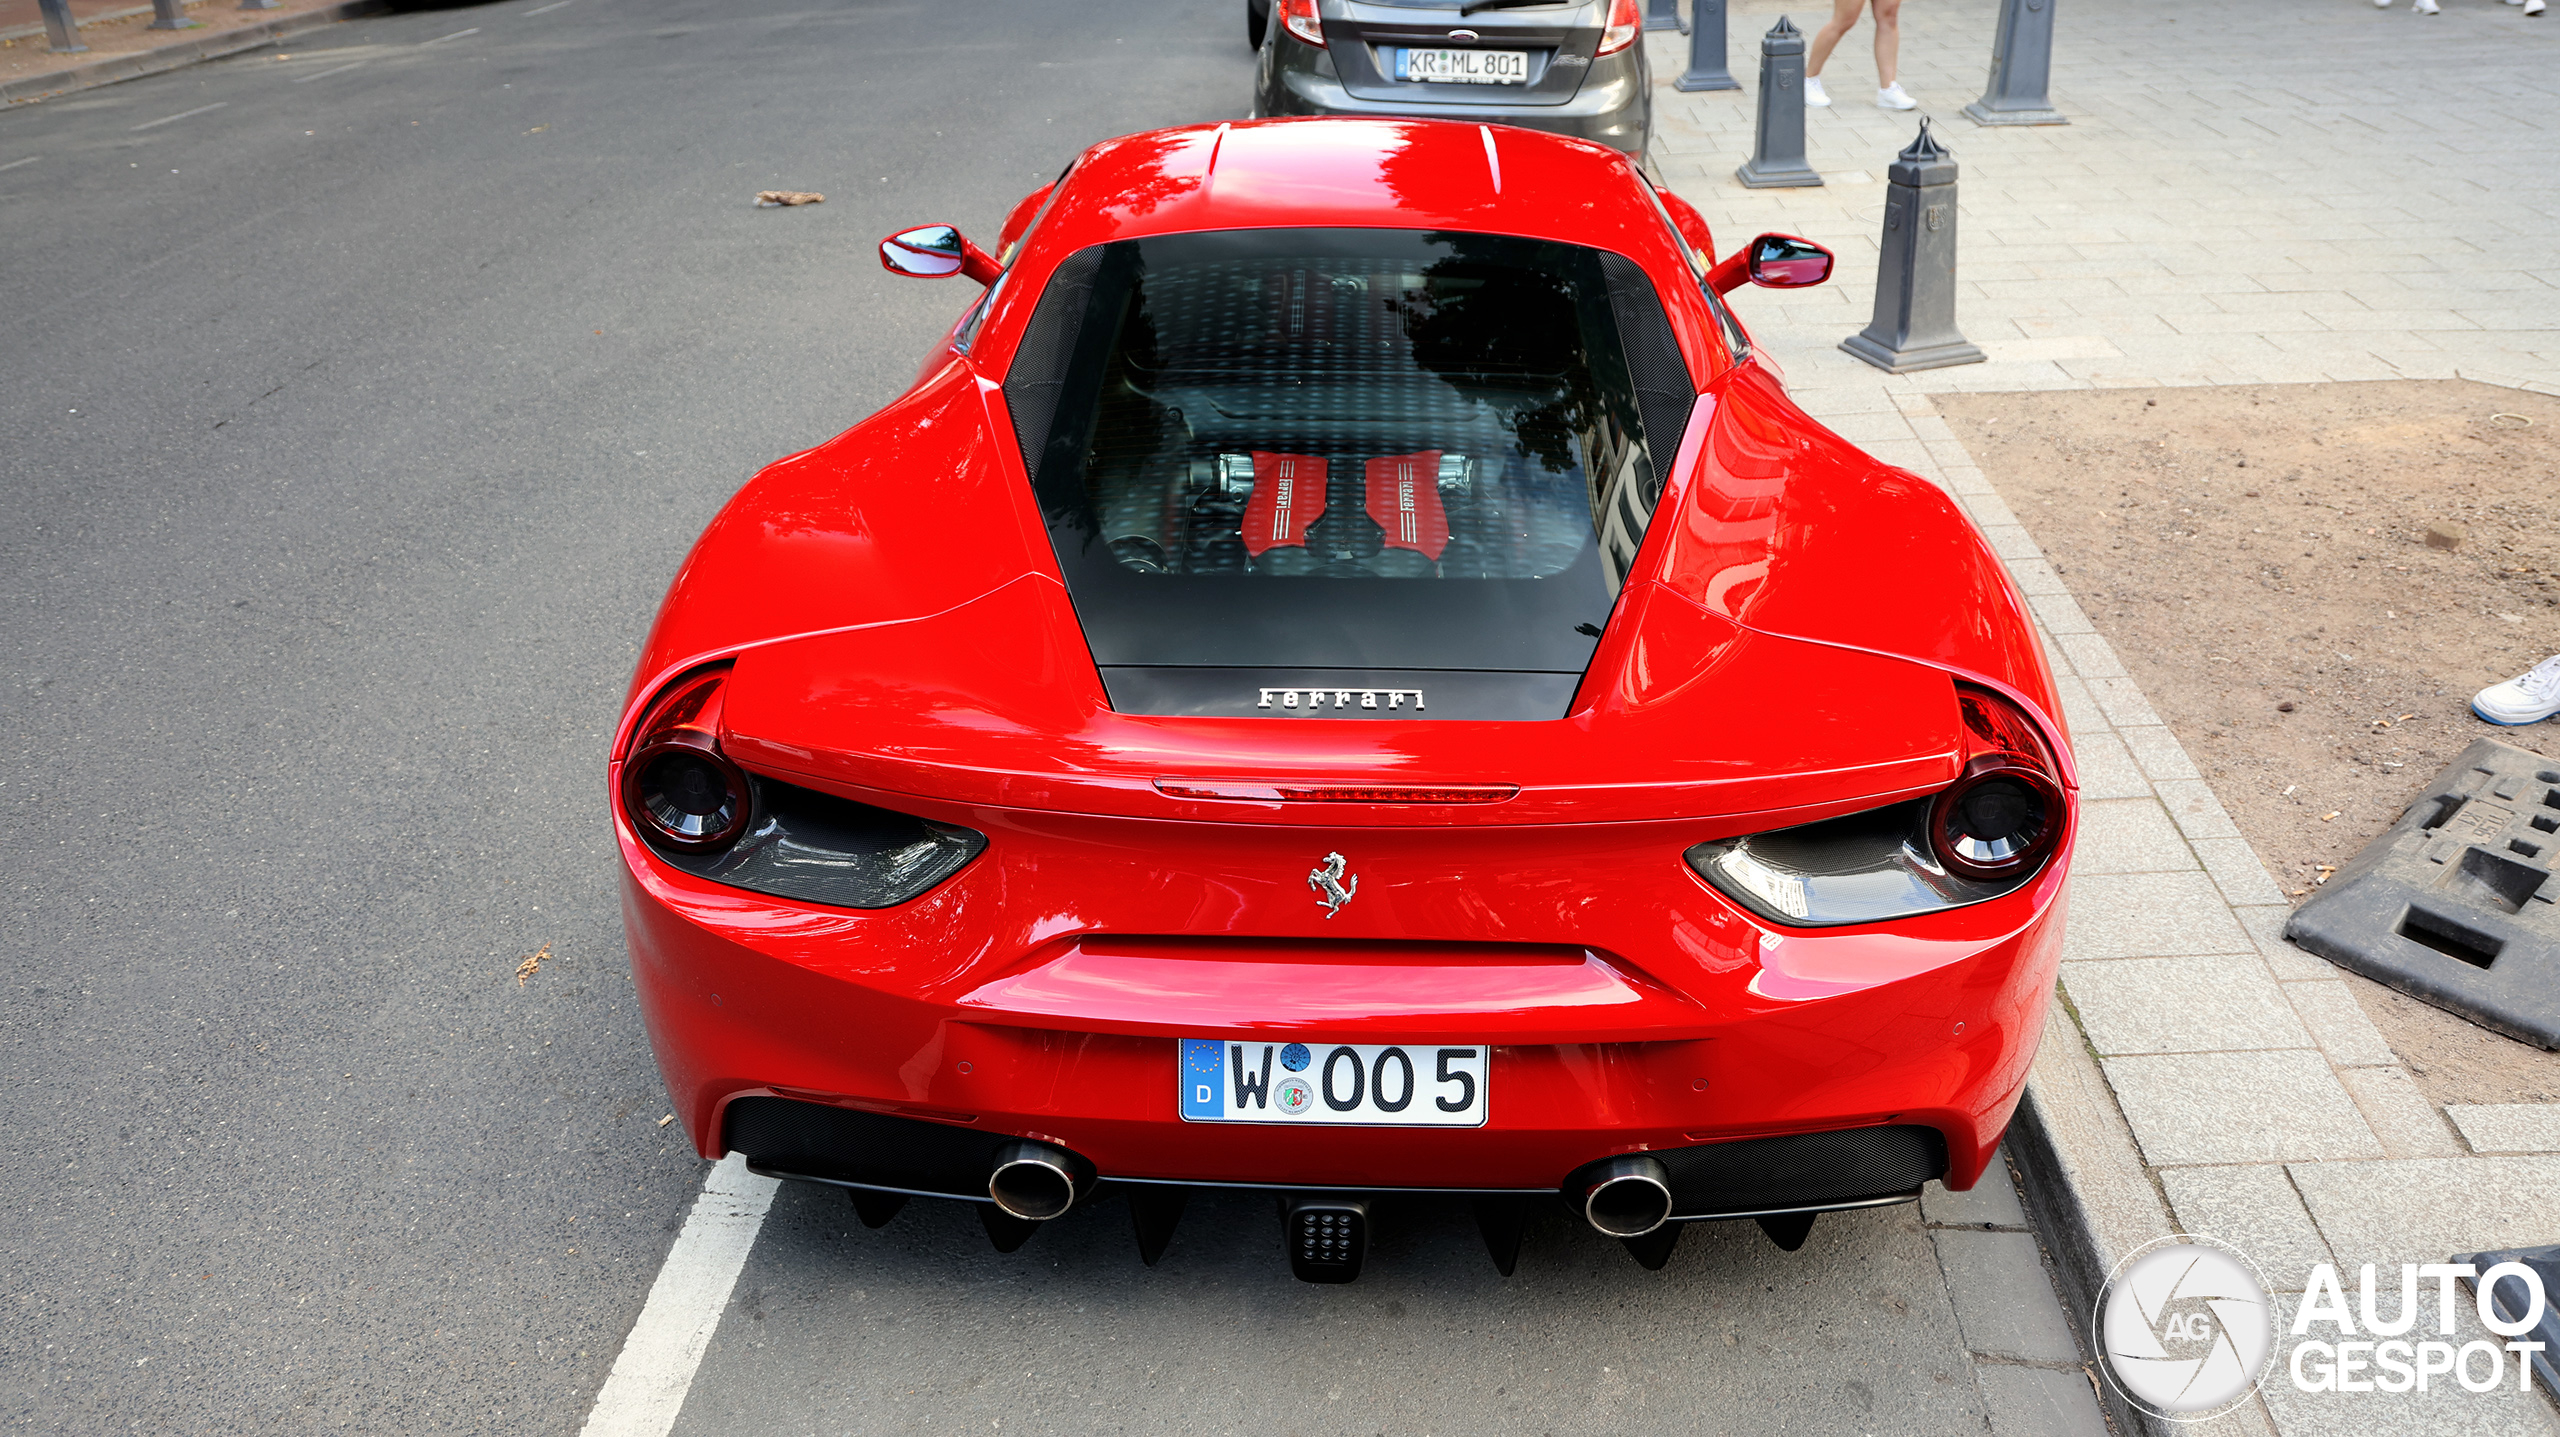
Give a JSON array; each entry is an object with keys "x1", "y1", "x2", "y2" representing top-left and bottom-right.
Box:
[
  {"x1": 1869, "y1": 0, "x2": 1915, "y2": 107},
  {"x1": 1806, "y1": 0, "x2": 1866, "y2": 78}
]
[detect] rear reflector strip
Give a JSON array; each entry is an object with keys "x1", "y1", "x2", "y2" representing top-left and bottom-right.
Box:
[{"x1": 1155, "y1": 780, "x2": 1519, "y2": 804}]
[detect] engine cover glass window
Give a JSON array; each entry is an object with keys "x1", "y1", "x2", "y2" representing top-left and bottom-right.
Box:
[{"x1": 1008, "y1": 228, "x2": 1688, "y2": 677}]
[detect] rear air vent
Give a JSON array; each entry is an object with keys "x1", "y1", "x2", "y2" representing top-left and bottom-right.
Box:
[
  {"x1": 2447, "y1": 846, "x2": 2548, "y2": 914},
  {"x1": 2396, "y1": 905, "x2": 2504, "y2": 969}
]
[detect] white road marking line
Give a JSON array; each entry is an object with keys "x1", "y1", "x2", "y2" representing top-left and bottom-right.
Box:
[
  {"x1": 579, "y1": 1153, "x2": 778, "y2": 1437},
  {"x1": 527, "y1": 0, "x2": 576, "y2": 12},
  {"x1": 291, "y1": 61, "x2": 366, "y2": 83},
  {"x1": 423, "y1": 26, "x2": 481, "y2": 44},
  {"x1": 131, "y1": 102, "x2": 228, "y2": 132},
  {"x1": 0, "y1": 156, "x2": 38, "y2": 172}
]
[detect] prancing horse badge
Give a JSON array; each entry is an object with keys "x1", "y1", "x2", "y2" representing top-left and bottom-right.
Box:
[{"x1": 1308, "y1": 852, "x2": 1357, "y2": 918}]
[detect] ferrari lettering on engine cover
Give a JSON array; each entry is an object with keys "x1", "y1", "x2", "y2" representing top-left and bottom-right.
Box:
[{"x1": 1258, "y1": 687, "x2": 1426, "y2": 712}]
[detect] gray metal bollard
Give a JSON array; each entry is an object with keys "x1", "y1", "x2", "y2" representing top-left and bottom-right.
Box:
[
  {"x1": 1673, "y1": 0, "x2": 1740, "y2": 92},
  {"x1": 1963, "y1": 0, "x2": 2068, "y2": 127},
  {"x1": 1645, "y1": 0, "x2": 1687, "y2": 34},
  {"x1": 1734, "y1": 17, "x2": 1821, "y2": 189},
  {"x1": 148, "y1": 0, "x2": 197, "y2": 29},
  {"x1": 37, "y1": 0, "x2": 86, "y2": 52},
  {"x1": 1841, "y1": 120, "x2": 1985, "y2": 373}
]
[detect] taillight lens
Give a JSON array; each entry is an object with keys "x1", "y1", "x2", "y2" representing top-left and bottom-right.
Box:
[
  {"x1": 1278, "y1": 0, "x2": 1324, "y2": 46},
  {"x1": 1928, "y1": 688, "x2": 2064, "y2": 881},
  {"x1": 622, "y1": 668, "x2": 751, "y2": 853},
  {"x1": 1683, "y1": 684, "x2": 2067, "y2": 927},
  {"x1": 1596, "y1": 0, "x2": 1640, "y2": 56}
]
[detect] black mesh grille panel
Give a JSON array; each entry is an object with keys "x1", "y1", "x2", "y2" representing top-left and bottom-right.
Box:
[
  {"x1": 1003, "y1": 247, "x2": 1103, "y2": 489},
  {"x1": 1651, "y1": 1124, "x2": 1947, "y2": 1216},
  {"x1": 723, "y1": 1096, "x2": 1006, "y2": 1200},
  {"x1": 1598, "y1": 251, "x2": 1698, "y2": 500}
]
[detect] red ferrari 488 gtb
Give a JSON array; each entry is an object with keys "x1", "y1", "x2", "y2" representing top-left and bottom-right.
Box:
[{"x1": 615, "y1": 117, "x2": 2075, "y2": 1282}]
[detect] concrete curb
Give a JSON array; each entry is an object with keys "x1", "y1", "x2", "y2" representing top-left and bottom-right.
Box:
[
  {"x1": 0, "y1": 0, "x2": 388, "y2": 105},
  {"x1": 2007, "y1": 1006, "x2": 2186, "y2": 1437}
]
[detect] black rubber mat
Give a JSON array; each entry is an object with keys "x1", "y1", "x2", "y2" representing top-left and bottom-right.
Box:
[
  {"x1": 2285, "y1": 738, "x2": 2560, "y2": 1049},
  {"x1": 2454, "y1": 1245, "x2": 2560, "y2": 1397}
]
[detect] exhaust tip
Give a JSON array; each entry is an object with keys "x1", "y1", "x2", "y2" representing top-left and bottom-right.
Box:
[
  {"x1": 1581, "y1": 1154, "x2": 1674, "y2": 1238},
  {"x1": 989, "y1": 1141, "x2": 1080, "y2": 1221}
]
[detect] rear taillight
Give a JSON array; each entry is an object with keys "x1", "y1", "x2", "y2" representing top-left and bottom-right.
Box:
[
  {"x1": 1928, "y1": 687, "x2": 2063, "y2": 882},
  {"x1": 1596, "y1": 0, "x2": 1640, "y2": 56},
  {"x1": 622, "y1": 667, "x2": 751, "y2": 853},
  {"x1": 1277, "y1": 0, "x2": 1324, "y2": 46}
]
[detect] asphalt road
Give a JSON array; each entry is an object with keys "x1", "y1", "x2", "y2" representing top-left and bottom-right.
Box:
[{"x1": 0, "y1": 4, "x2": 2080, "y2": 1432}]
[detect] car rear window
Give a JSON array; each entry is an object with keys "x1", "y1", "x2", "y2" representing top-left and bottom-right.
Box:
[{"x1": 1005, "y1": 227, "x2": 1693, "y2": 679}]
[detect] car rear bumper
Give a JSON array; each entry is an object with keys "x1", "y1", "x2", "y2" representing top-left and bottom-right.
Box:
[
  {"x1": 616, "y1": 801, "x2": 2068, "y2": 1205},
  {"x1": 1256, "y1": 50, "x2": 1649, "y2": 156}
]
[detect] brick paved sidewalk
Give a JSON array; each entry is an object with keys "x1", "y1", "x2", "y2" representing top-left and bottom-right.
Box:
[{"x1": 1648, "y1": 1, "x2": 2558, "y2": 1432}]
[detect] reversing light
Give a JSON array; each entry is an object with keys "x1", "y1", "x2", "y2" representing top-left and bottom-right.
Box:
[
  {"x1": 1928, "y1": 689, "x2": 2063, "y2": 882},
  {"x1": 622, "y1": 668, "x2": 750, "y2": 853},
  {"x1": 1277, "y1": 0, "x2": 1324, "y2": 46},
  {"x1": 1596, "y1": 0, "x2": 1641, "y2": 56}
]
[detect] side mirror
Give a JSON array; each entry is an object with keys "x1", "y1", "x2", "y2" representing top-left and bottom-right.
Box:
[
  {"x1": 879, "y1": 224, "x2": 1003, "y2": 286},
  {"x1": 1707, "y1": 233, "x2": 1833, "y2": 295}
]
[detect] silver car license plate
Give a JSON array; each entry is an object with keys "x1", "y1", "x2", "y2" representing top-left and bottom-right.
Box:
[
  {"x1": 1179, "y1": 1038, "x2": 1489, "y2": 1126},
  {"x1": 1394, "y1": 47, "x2": 1530, "y2": 85}
]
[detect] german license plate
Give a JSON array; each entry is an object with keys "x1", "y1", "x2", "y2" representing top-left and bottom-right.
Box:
[
  {"x1": 1180, "y1": 1038, "x2": 1489, "y2": 1126},
  {"x1": 1394, "y1": 47, "x2": 1530, "y2": 85}
]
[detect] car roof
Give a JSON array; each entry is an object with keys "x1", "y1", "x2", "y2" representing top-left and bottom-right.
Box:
[
  {"x1": 1036, "y1": 117, "x2": 1655, "y2": 246},
  {"x1": 974, "y1": 117, "x2": 1713, "y2": 380}
]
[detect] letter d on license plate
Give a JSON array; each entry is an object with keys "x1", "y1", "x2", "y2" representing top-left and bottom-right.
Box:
[{"x1": 1179, "y1": 1038, "x2": 1488, "y2": 1126}]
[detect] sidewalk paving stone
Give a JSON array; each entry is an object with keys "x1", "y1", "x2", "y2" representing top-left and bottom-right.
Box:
[
  {"x1": 2105, "y1": 1051, "x2": 2382, "y2": 1167},
  {"x1": 2335, "y1": 1067, "x2": 2466, "y2": 1161},
  {"x1": 2069, "y1": 733, "x2": 2152, "y2": 804},
  {"x1": 2192, "y1": 836, "x2": 2291, "y2": 909},
  {"x1": 2065, "y1": 800, "x2": 2196, "y2": 878},
  {"x1": 1973, "y1": 1364, "x2": 2109, "y2": 1437},
  {"x1": 1936, "y1": 1229, "x2": 2086, "y2": 1364},
  {"x1": 2159, "y1": 1165, "x2": 2335, "y2": 1295},
  {"x1": 2280, "y1": 982, "x2": 2402, "y2": 1071},
  {"x1": 2290, "y1": 1157, "x2": 2560, "y2": 1275},
  {"x1": 2067, "y1": 956, "x2": 2310, "y2": 1057},
  {"x1": 2445, "y1": 1104, "x2": 2560, "y2": 1156},
  {"x1": 2060, "y1": 872, "x2": 2250, "y2": 960}
]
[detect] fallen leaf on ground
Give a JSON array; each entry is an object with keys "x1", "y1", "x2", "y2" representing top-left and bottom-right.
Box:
[
  {"x1": 755, "y1": 190, "x2": 824, "y2": 207},
  {"x1": 514, "y1": 942, "x2": 551, "y2": 987}
]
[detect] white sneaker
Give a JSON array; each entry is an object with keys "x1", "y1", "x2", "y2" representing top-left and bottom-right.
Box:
[
  {"x1": 2474, "y1": 654, "x2": 2560, "y2": 725},
  {"x1": 1876, "y1": 82, "x2": 1916, "y2": 110},
  {"x1": 1804, "y1": 76, "x2": 1832, "y2": 107},
  {"x1": 2414, "y1": 0, "x2": 2441, "y2": 12},
  {"x1": 2374, "y1": 0, "x2": 2391, "y2": 8},
  {"x1": 2528, "y1": 0, "x2": 2546, "y2": 17}
]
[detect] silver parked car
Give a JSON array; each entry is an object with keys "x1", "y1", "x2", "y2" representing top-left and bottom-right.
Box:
[{"x1": 1249, "y1": 0, "x2": 1651, "y2": 160}]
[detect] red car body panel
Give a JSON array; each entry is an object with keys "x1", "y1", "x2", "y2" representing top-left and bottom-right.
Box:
[{"x1": 615, "y1": 118, "x2": 2072, "y2": 1209}]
